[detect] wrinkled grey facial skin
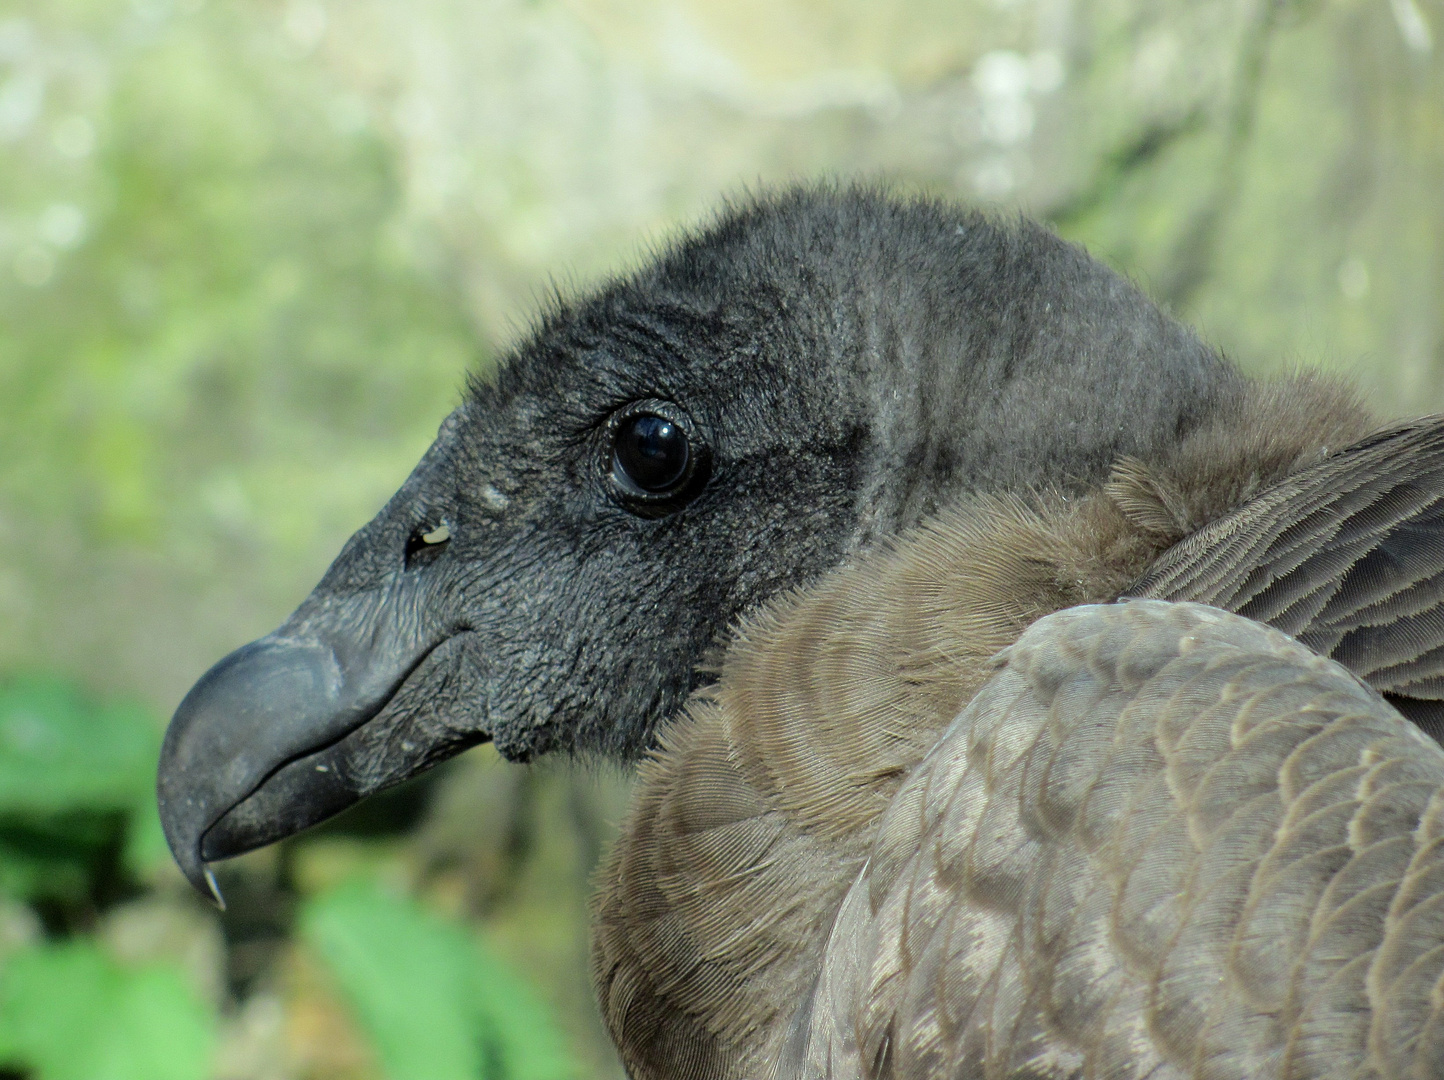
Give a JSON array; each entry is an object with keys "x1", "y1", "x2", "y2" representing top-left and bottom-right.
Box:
[
  {"x1": 370, "y1": 293, "x2": 864, "y2": 767},
  {"x1": 157, "y1": 187, "x2": 1237, "y2": 899}
]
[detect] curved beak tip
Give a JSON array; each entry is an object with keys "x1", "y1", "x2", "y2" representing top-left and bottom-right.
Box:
[
  {"x1": 175, "y1": 856, "x2": 226, "y2": 909},
  {"x1": 203, "y1": 867, "x2": 226, "y2": 910},
  {"x1": 158, "y1": 792, "x2": 226, "y2": 907},
  {"x1": 158, "y1": 806, "x2": 226, "y2": 907}
]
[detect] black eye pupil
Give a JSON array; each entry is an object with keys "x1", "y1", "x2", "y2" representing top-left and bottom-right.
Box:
[{"x1": 614, "y1": 413, "x2": 690, "y2": 494}]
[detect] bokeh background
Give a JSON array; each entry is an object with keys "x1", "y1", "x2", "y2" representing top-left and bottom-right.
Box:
[{"x1": 0, "y1": 1, "x2": 1441, "y2": 1077}]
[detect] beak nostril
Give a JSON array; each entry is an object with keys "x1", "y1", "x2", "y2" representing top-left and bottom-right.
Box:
[{"x1": 405, "y1": 522, "x2": 451, "y2": 567}]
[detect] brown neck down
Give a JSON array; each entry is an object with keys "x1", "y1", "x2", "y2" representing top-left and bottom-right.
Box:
[{"x1": 588, "y1": 375, "x2": 1374, "y2": 1080}]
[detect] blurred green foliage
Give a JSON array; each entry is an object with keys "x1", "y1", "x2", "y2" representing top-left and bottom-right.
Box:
[
  {"x1": 0, "y1": 2, "x2": 472, "y2": 556},
  {"x1": 0, "y1": 0, "x2": 1439, "y2": 1078},
  {"x1": 0, "y1": 4, "x2": 594, "y2": 1076},
  {"x1": 303, "y1": 883, "x2": 574, "y2": 1080},
  {"x1": 0, "y1": 940, "x2": 214, "y2": 1080},
  {"x1": 0, "y1": 0, "x2": 477, "y2": 717},
  {"x1": 0, "y1": 676, "x2": 162, "y2": 906},
  {"x1": 0, "y1": 677, "x2": 577, "y2": 1080},
  {"x1": 0, "y1": 679, "x2": 156, "y2": 815},
  {"x1": 0, "y1": 676, "x2": 216, "y2": 1080}
]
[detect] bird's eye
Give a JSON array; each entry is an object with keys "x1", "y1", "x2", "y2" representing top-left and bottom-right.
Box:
[
  {"x1": 613, "y1": 413, "x2": 690, "y2": 494},
  {"x1": 606, "y1": 402, "x2": 709, "y2": 513}
]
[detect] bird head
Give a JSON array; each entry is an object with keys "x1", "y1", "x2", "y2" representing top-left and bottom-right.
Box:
[{"x1": 156, "y1": 187, "x2": 1236, "y2": 900}]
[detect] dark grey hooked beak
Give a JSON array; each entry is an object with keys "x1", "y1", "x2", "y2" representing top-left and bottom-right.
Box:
[{"x1": 156, "y1": 577, "x2": 475, "y2": 904}]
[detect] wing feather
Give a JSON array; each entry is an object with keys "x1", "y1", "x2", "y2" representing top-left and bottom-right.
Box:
[
  {"x1": 1128, "y1": 422, "x2": 1444, "y2": 717},
  {"x1": 784, "y1": 600, "x2": 1444, "y2": 1080}
]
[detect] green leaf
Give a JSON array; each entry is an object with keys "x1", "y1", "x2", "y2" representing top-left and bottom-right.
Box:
[
  {"x1": 0, "y1": 676, "x2": 160, "y2": 814},
  {"x1": 0, "y1": 941, "x2": 213, "y2": 1080},
  {"x1": 0, "y1": 676, "x2": 163, "y2": 904},
  {"x1": 468, "y1": 937, "x2": 576, "y2": 1080},
  {"x1": 122, "y1": 797, "x2": 174, "y2": 879},
  {"x1": 303, "y1": 882, "x2": 575, "y2": 1080},
  {"x1": 0, "y1": 816, "x2": 120, "y2": 905},
  {"x1": 94, "y1": 965, "x2": 216, "y2": 1080}
]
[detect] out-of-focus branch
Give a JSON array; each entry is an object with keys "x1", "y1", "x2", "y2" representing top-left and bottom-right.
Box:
[
  {"x1": 1047, "y1": 109, "x2": 1209, "y2": 227},
  {"x1": 1159, "y1": 0, "x2": 1283, "y2": 308}
]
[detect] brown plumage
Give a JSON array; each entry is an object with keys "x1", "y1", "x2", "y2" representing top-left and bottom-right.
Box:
[
  {"x1": 592, "y1": 375, "x2": 1444, "y2": 1080},
  {"x1": 150, "y1": 190, "x2": 1444, "y2": 1080}
]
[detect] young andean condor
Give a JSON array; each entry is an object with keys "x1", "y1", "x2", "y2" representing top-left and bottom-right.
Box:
[{"x1": 158, "y1": 188, "x2": 1444, "y2": 1080}]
